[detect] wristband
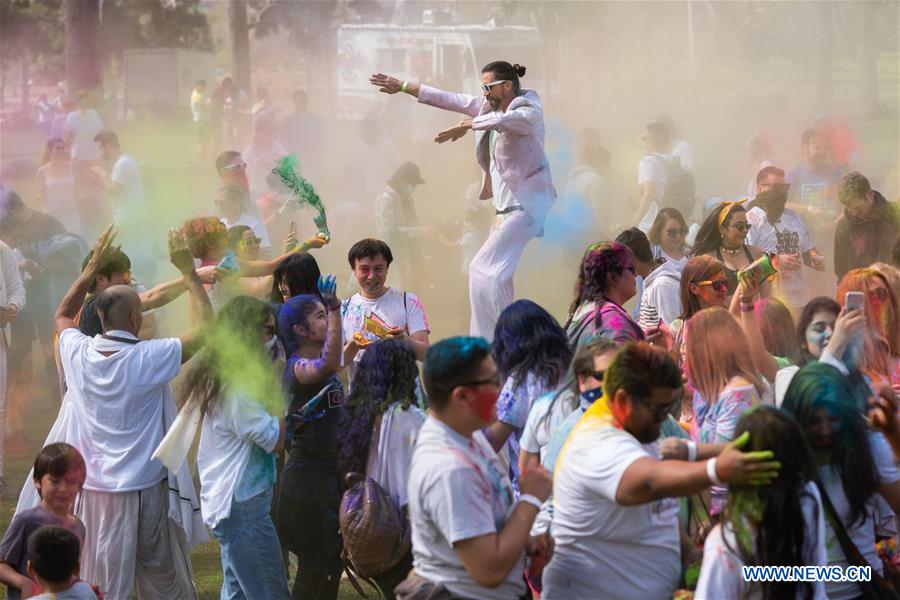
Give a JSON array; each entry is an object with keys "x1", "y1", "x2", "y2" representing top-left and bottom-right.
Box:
[
  {"x1": 518, "y1": 493, "x2": 543, "y2": 510},
  {"x1": 686, "y1": 440, "x2": 697, "y2": 462},
  {"x1": 401, "y1": 81, "x2": 409, "y2": 93},
  {"x1": 706, "y1": 458, "x2": 724, "y2": 486}
]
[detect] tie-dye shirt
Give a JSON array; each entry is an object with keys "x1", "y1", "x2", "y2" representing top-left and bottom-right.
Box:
[
  {"x1": 566, "y1": 298, "x2": 645, "y2": 350},
  {"x1": 695, "y1": 382, "x2": 761, "y2": 514}
]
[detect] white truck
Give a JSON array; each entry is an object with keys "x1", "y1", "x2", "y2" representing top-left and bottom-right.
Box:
[{"x1": 336, "y1": 21, "x2": 543, "y2": 120}]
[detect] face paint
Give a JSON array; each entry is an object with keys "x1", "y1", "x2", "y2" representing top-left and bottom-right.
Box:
[
  {"x1": 804, "y1": 326, "x2": 831, "y2": 355},
  {"x1": 467, "y1": 388, "x2": 499, "y2": 422}
]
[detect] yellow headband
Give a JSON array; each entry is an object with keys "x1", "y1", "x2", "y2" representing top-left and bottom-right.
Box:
[{"x1": 717, "y1": 199, "x2": 747, "y2": 229}]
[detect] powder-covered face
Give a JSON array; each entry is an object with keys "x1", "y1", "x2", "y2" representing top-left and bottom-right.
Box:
[{"x1": 804, "y1": 310, "x2": 837, "y2": 358}]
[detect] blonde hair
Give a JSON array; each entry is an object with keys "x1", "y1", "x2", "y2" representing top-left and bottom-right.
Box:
[{"x1": 685, "y1": 307, "x2": 764, "y2": 403}]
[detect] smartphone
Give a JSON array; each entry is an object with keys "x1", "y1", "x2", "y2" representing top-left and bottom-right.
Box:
[{"x1": 845, "y1": 291, "x2": 865, "y2": 314}]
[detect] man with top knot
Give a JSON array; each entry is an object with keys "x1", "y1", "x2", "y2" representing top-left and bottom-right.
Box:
[{"x1": 371, "y1": 61, "x2": 556, "y2": 341}]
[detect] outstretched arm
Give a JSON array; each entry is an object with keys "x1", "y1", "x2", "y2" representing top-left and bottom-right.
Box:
[
  {"x1": 168, "y1": 229, "x2": 213, "y2": 364},
  {"x1": 370, "y1": 73, "x2": 482, "y2": 117},
  {"x1": 239, "y1": 235, "x2": 328, "y2": 278}
]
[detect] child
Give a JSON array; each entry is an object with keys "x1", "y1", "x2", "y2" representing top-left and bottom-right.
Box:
[
  {"x1": 0, "y1": 444, "x2": 87, "y2": 600},
  {"x1": 27, "y1": 526, "x2": 98, "y2": 599}
]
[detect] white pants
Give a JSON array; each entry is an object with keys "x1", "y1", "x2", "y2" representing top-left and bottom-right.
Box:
[
  {"x1": 469, "y1": 210, "x2": 541, "y2": 340},
  {"x1": 75, "y1": 479, "x2": 197, "y2": 600},
  {"x1": 0, "y1": 336, "x2": 6, "y2": 478}
]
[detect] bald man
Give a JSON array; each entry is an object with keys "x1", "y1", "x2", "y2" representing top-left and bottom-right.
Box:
[{"x1": 48, "y1": 226, "x2": 212, "y2": 599}]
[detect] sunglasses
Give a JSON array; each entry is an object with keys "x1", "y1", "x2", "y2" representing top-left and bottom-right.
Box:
[
  {"x1": 665, "y1": 227, "x2": 688, "y2": 238},
  {"x1": 591, "y1": 369, "x2": 605, "y2": 381},
  {"x1": 224, "y1": 161, "x2": 247, "y2": 171},
  {"x1": 696, "y1": 279, "x2": 729, "y2": 294},
  {"x1": 481, "y1": 80, "x2": 509, "y2": 94},
  {"x1": 635, "y1": 396, "x2": 678, "y2": 420},
  {"x1": 240, "y1": 236, "x2": 261, "y2": 247},
  {"x1": 729, "y1": 223, "x2": 752, "y2": 233}
]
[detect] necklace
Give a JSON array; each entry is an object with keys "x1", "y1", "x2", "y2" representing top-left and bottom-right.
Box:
[{"x1": 720, "y1": 244, "x2": 742, "y2": 256}]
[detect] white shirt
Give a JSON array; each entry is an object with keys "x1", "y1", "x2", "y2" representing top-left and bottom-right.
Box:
[
  {"x1": 197, "y1": 388, "x2": 279, "y2": 529},
  {"x1": 818, "y1": 432, "x2": 900, "y2": 600},
  {"x1": 57, "y1": 328, "x2": 181, "y2": 491},
  {"x1": 110, "y1": 153, "x2": 144, "y2": 224},
  {"x1": 695, "y1": 481, "x2": 827, "y2": 600},
  {"x1": 745, "y1": 206, "x2": 814, "y2": 308},
  {"x1": 652, "y1": 245, "x2": 690, "y2": 272},
  {"x1": 221, "y1": 213, "x2": 271, "y2": 250},
  {"x1": 340, "y1": 288, "x2": 429, "y2": 370},
  {"x1": 638, "y1": 260, "x2": 683, "y2": 329},
  {"x1": 367, "y1": 402, "x2": 425, "y2": 509},
  {"x1": 671, "y1": 139, "x2": 695, "y2": 172},
  {"x1": 63, "y1": 109, "x2": 104, "y2": 161},
  {"x1": 637, "y1": 153, "x2": 670, "y2": 232},
  {"x1": 543, "y1": 422, "x2": 681, "y2": 599},
  {"x1": 407, "y1": 417, "x2": 525, "y2": 600},
  {"x1": 0, "y1": 240, "x2": 26, "y2": 346},
  {"x1": 490, "y1": 131, "x2": 519, "y2": 212}
]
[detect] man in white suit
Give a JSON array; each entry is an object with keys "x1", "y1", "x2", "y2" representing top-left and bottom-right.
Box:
[
  {"x1": 0, "y1": 238, "x2": 26, "y2": 484},
  {"x1": 371, "y1": 61, "x2": 556, "y2": 340}
]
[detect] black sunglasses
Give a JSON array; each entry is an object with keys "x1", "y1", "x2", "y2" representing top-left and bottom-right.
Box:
[
  {"x1": 591, "y1": 369, "x2": 605, "y2": 381},
  {"x1": 665, "y1": 227, "x2": 688, "y2": 238},
  {"x1": 635, "y1": 396, "x2": 678, "y2": 419}
]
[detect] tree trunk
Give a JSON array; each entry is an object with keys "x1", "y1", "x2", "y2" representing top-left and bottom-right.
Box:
[
  {"x1": 229, "y1": 0, "x2": 252, "y2": 92},
  {"x1": 860, "y1": 0, "x2": 879, "y2": 116},
  {"x1": 64, "y1": 0, "x2": 102, "y2": 95}
]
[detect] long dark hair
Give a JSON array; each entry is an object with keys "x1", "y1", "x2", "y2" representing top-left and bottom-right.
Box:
[
  {"x1": 270, "y1": 253, "x2": 321, "y2": 304},
  {"x1": 755, "y1": 298, "x2": 801, "y2": 365},
  {"x1": 493, "y1": 299, "x2": 571, "y2": 390},
  {"x1": 337, "y1": 339, "x2": 419, "y2": 476},
  {"x1": 722, "y1": 405, "x2": 817, "y2": 600},
  {"x1": 179, "y1": 296, "x2": 279, "y2": 413},
  {"x1": 482, "y1": 61, "x2": 526, "y2": 93},
  {"x1": 690, "y1": 202, "x2": 746, "y2": 257},
  {"x1": 795, "y1": 297, "x2": 841, "y2": 366},
  {"x1": 782, "y1": 363, "x2": 879, "y2": 527},
  {"x1": 567, "y1": 242, "x2": 633, "y2": 321},
  {"x1": 647, "y1": 207, "x2": 688, "y2": 246}
]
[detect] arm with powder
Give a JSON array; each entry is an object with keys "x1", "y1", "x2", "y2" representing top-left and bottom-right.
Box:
[
  {"x1": 168, "y1": 229, "x2": 213, "y2": 363},
  {"x1": 293, "y1": 275, "x2": 342, "y2": 384},
  {"x1": 56, "y1": 225, "x2": 117, "y2": 333}
]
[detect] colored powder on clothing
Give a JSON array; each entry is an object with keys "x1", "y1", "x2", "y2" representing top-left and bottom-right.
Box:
[{"x1": 272, "y1": 155, "x2": 330, "y2": 240}]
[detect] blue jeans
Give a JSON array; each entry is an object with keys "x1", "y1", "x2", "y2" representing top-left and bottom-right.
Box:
[{"x1": 210, "y1": 488, "x2": 290, "y2": 600}]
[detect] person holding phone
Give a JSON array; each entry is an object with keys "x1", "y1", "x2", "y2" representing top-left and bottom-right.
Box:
[{"x1": 370, "y1": 61, "x2": 556, "y2": 341}]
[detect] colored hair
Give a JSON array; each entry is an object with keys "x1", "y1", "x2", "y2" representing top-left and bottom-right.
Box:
[
  {"x1": 782, "y1": 363, "x2": 878, "y2": 527},
  {"x1": 27, "y1": 526, "x2": 81, "y2": 584},
  {"x1": 690, "y1": 202, "x2": 747, "y2": 258},
  {"x1": 338, "y1": 339, "x2": 419, "y2": 476},
  {"x1": 33, "y1": 443, "x2": 86, "y2": 498},
  {"x1": 270, "y1": 252, "x2": 321, "y2": 304},
  {"x1": 347, "y1": 238, "x2": 393, "y2": 268},
  {"x1": 181, "y1": 216, "x2": 227, "y2": 259},
  {"x1": 685, "y1": 308, "x2": 764, "y2": 402},
  {"x1": 423, "y1": 336, "x2": 492, "y2": 410},
  {"x1": 722, "y1": 406, "x2": 818, "y2": 600},
  {"x1": 755, "y1": 298, "x2": 801, "y2": 365},
  {"x1": 647, "y1": 207, "x2": 688, "y2": 246},
  {"x1": 567, "y1": 242, "x2": 634, "y2": 320},
  {"x1": 837, "y1": 268, "x2": 898, "y2": 380},
  {"x1": 604, "y1": 342, "x2": 682, "y2": 400},
  {"x1": 678, "y1": 255, "x2": 726, "y2": 320},
  {"x1": 795, "y1": 297, "x2": 841, "y2": 365},
  {"x1": 481, "y1": 61, "x2": 526, "y2": 93},
  {"x1": 493, "y1": 299, "x2": 572, "y2": 391},
  {"x1": 178, "y1": 296, "x2": 278, "y2": 413},
  {"x1": 278, "y1": 294, "x2": 323, "y2": 358}
]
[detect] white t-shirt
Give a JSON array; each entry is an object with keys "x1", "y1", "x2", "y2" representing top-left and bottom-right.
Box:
[
  {"x1": 671, "y1": 139, "x2": 695, "y2": 172},
  {"x1": 367, "y1": 402, "x2": 425, "y2": 509},
  {"x1": 340, "y1": 287, "x2": 429, "y2": 370},
  {"x1": 110, "y1": 153, "x2": 144, "y2": 224},
  {"x1": 407, "y1": 417, "x2": 525, "y2": 600},
  {"x1": 490, "y1": 131, "x2": 519, "y2": 212},
  {"x1": 695, "y1": 481, "x2": 827, "y2": 600},
  {"x1": 638, "y1": 260, "x2": 683, "y2": 329},
  {"x1": 637, "y1": 153, "x2": 670, "y2": 232},
  {"x1": 63, "y1": 109, "x2": 104, "y2": 161},
  {"x1": 221, "y1": 213, "x2": 272, "y2": 250},
  {"x1": 745, "y1": 206, "x2": 814, "y2": 308},
  {"x1": 818, "y1": 432, "x2": 900, "y2": 600},
  {"x1": 197, "y1": 388, "x2": 279, "y2": 529},
  {"x1": 652, "y1": 245, "x2": 690, "y2": 272},
  {"x1": 542, "y1": 422, "x2": 681, "y2": 599},
  {"x1": 57, "y1": 328, "x2": 181, "y2": 491}
]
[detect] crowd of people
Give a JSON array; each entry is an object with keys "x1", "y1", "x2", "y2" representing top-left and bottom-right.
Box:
[{"x1": 0, "y1": 59, "x2": 899, "y2": 600}]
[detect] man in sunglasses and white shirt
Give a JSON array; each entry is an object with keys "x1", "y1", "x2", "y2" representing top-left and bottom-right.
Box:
[{"x1": 370, "y1": 61, "x2": 556, "y2": 341}]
